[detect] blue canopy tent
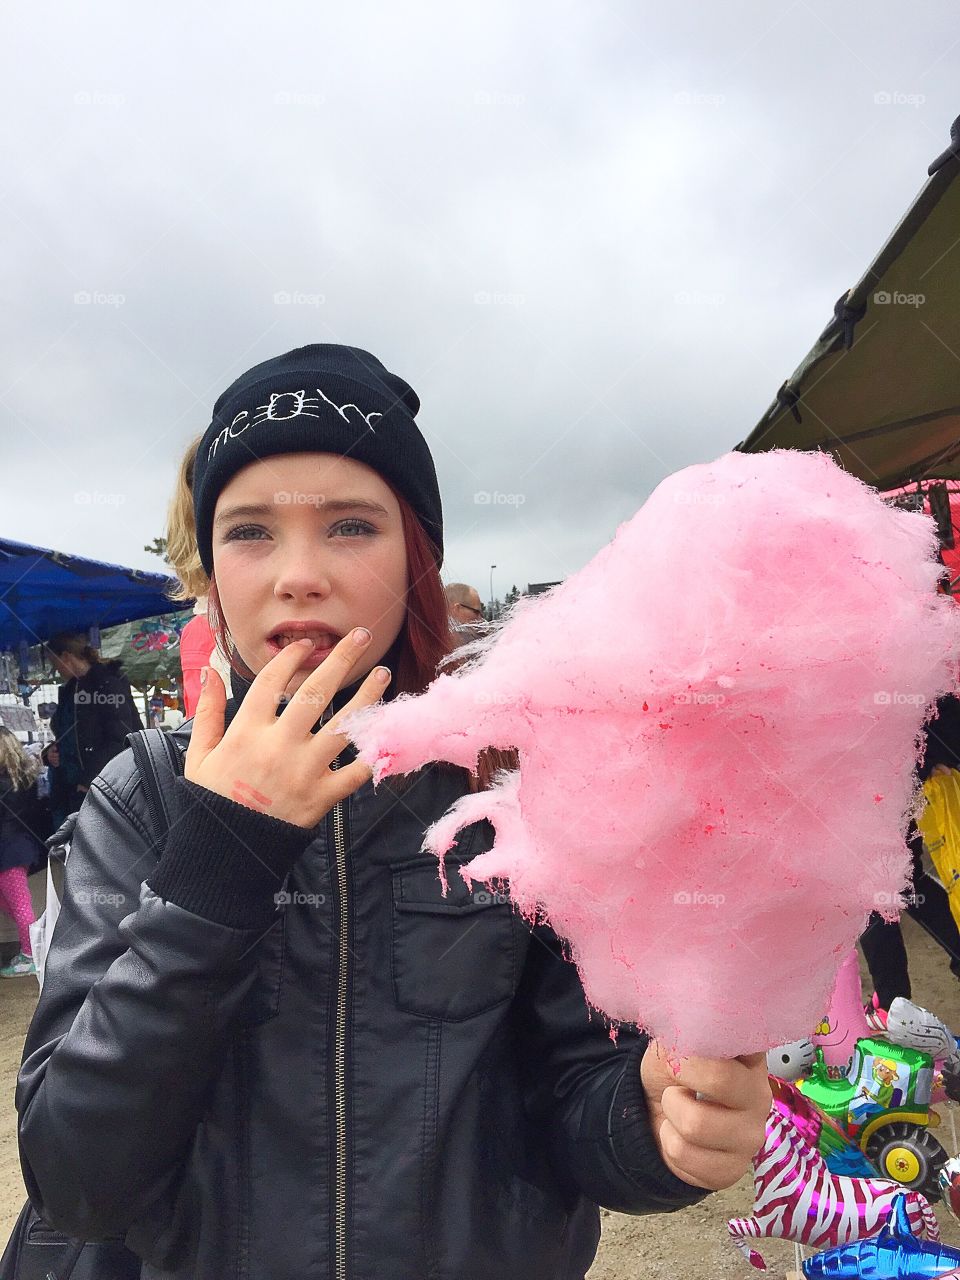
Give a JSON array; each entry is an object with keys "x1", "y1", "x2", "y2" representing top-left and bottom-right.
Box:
[{"x1": 0, "y1": 537, "x2": 191, "y2": 663}]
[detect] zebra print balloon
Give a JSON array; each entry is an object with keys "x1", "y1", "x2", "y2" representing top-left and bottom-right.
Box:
[{"x1": 728, "y1": 1107, "x2": 940, "y2": 1269}]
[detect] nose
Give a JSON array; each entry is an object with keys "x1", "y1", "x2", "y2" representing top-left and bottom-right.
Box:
[{"x1": 272, "y1": 541, "x2": 333, "y2": 603}]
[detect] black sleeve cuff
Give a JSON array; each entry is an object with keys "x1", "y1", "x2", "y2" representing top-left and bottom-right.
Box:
[
  {"x1": 609, "y1": 1043, "x2": 713, "y2": 1208},
  {"x1": 147, "y1": 777, "x2": 314, "y2": 928}
]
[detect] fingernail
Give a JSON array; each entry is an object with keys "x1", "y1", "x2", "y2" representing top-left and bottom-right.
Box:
[
  {"x1": 200, "y1": 667, "x2": 208, "y2": 686},
  {"x1": 374, "y1": 666, "x2": 391, "y2": 683},
  {"x1": 353, "y1": 627, "x2": 372, "y2": 645},
  {"x1": 297, "y1": 637, "x2": 313, "y2": 646}
]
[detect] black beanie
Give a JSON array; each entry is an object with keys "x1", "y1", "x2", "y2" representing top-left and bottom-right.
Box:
[{"x1": 192, "y1": 344, "x2": 443, "y2": 574}]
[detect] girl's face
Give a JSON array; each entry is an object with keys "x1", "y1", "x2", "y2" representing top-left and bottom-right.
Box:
[{"x1": 212, "y1": 452, "x2": 408, "y2": 696}]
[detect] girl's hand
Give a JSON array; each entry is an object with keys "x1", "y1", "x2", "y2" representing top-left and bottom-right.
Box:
[
  {"x1": 185, "y1": 628, "x2": 390, "y2": 828},
  {"x1": 640, "y1": 1040, "x2": 771, "y2": 1190},
  {"x1": 931, "y1": 764, "x2": 954, "y2": 777}
]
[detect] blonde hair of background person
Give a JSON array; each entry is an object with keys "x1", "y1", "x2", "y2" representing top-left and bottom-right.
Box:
[
  {"x1": 0, "y1": 726, "x2": 39, "y2": 791},
  {"x1": 165, "y1": 432, "x2": 232, "y2": 687}
]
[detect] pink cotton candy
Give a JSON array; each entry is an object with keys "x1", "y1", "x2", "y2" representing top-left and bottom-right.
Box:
[{"x1": 345, "y1": 450, "x2": 960, "y2": 1059}]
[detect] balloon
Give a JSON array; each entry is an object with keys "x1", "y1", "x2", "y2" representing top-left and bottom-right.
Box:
[
  {"x1": 812, "y1": 951, "x2": 871, "y2": 1068},
  {"x1": 728, "y1": 1087, "x2": 938, "y2": 1269},
  {"x1": 769, "y1": 1077, "x2": 878, "y2": 1180},
  {"x1": 801, "y1": 1194, "x2": 960, "y2": 1277},
  {"x1": 939, "y1": 1156, "x2": 960, "y2": 1223},
  {"x1": 767, "y1": 1038, "x2": 816, "y2": 1081}
]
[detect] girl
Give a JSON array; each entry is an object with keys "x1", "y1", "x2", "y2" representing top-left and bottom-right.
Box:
[
  {"x1": 16, "y1": 344, "x2": 769, "y2": 1279},
  {"x1": 0, "y1": 726, "x2": 40, "y2": 977}
]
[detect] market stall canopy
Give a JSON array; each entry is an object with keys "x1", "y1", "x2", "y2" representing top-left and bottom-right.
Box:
[
  {"x1": 0, "y1": 537, "x2": 191, "y2": 650},
  {"x1": 736, "y1": 113, "x2": 960, "y2": 492},
  {"x1": 99, "y1": 611, "x2": 189, "y2": 686}
]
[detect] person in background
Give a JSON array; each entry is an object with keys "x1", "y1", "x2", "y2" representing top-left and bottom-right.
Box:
[
  {"x1": 46, "y1": 633, "x2": 142, "y2": 814},
  {"x1": 860, "y1": 691, "x2": 960, "y2": 1006},
  {"x1": 444, "y1": 581, "x2": 487, "y2": 648},
  {"x1": 168, "y1": 432, "x2": 232, "y2": 716},
  {"x1": 0, "y1": 727, "x2": 41, "y2": 977},
  {"x1": 41, "y1": 743, "x2": 68, "y2": 833}
]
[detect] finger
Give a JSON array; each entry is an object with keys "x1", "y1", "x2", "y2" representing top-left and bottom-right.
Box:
[
  {"x1": 655, "y1": 1118, "x2": 749, "y2": 1192},
  {"x1": 281, "y1": 629, "x2": 375, "y2": 733},
  {"x1": 737, "y1": 1053, "x2": 766, "y2": 1070},
  {"x1": 186, "y1": 665, "x2": 227, "y2": 767},
  {"x1": 306, "y1": 667, "x2": 391, "y2": 770},
  {"x1": 323, "y1": 759, "x2": 374, "y2": 806},
  {"x1": 660, "y1": 1085, "x2": 767, "y2": 1157},
  {"x1": 239, "y1": 637, "x2": 318, "y2": 720},
  {"x1": 673, "y1": 1056, "x2": 769, "y2": 1111},
  {"x1": 321, "y1": 666, "x2": 391, "y2": 738}
]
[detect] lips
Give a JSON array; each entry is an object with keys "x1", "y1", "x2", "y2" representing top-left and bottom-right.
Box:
[
  {"x1": 267, "y1": 622, "x2": 343, "y2": 650},
  {"x1": 271, "y1": 630, "x2": 340, "y2": 648}
]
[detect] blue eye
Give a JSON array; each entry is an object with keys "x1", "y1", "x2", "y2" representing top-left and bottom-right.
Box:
[
  {"x1": 225, "y1": 524, "x2": 268, "y2": 541},
  {"x1": 333, "y1": 519, "x2": 375, "y2": 537}
]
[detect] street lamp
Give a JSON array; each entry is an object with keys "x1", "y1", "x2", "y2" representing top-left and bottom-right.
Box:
[{"x1": 489, "y1": 564, "x2": 497, "y2": 619}]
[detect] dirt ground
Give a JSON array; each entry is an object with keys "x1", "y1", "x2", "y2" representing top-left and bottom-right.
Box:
[{"x1": 0, "y1": 880, "x2": 957, "y2": 1277}]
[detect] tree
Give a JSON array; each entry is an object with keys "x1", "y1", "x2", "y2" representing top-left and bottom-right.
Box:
[{"x1": 144, "y1": 535, "x2": 170, "y2": 563}]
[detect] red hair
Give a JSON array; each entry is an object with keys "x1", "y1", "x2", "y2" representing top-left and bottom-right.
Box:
[{"x1": 206, "y1": 489, "x2": 515, "y2": 790}]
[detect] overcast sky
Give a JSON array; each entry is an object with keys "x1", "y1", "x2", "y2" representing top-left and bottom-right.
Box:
[{"x1": 1, "y1": 1, "x2": 958, "y2": 609}]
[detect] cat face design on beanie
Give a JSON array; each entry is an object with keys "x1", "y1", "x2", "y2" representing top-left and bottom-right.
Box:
[
  {"x1": 192, "y1": 344, "x2": 444, "y2": 573},
  {"x1": 206, "y1": 385, "x2": 382, "y2": 461}
]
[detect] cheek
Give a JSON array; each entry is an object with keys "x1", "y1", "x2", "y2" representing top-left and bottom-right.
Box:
[
  {"x1": 213, "y1": 551, "x2": 268, "y2": 640},
  {"x1": 352, "y1": 547, "x2": 408, "y2": 620}
]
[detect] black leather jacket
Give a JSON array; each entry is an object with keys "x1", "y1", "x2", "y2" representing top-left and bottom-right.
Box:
[{"x1": 16, "y1": 683, "x2": 708, "y2": 1279}]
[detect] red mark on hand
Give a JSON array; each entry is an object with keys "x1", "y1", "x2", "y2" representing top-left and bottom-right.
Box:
[{"x1": 232, "y1": 781, "x2": 272, "y2": 812}]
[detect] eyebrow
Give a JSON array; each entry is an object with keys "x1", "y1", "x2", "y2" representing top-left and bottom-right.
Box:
[{"x1": 215, "y1": 498, "x2": 390, "y2": 527}]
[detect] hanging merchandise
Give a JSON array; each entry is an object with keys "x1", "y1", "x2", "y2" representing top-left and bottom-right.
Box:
[{"x1": 917, "y1": 767, "x2": 960, "y2": 931}]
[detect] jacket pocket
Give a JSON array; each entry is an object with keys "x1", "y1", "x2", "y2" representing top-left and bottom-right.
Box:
[
  {"x1": 237, "y1": 912, "x2": 285, "y2": 1025},
  {"x1": 391, "y1": 848, "x2": 517, "y2": 1021}
]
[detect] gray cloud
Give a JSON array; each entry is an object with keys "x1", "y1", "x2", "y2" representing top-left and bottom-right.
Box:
[{"x1": 1, "y1": 0, "x2": 957, "y2": 608}]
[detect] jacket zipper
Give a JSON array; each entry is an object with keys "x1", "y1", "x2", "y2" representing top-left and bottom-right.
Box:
[{"x1": 330, "y1": 756, "x2": 350, "y2": 1280}]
